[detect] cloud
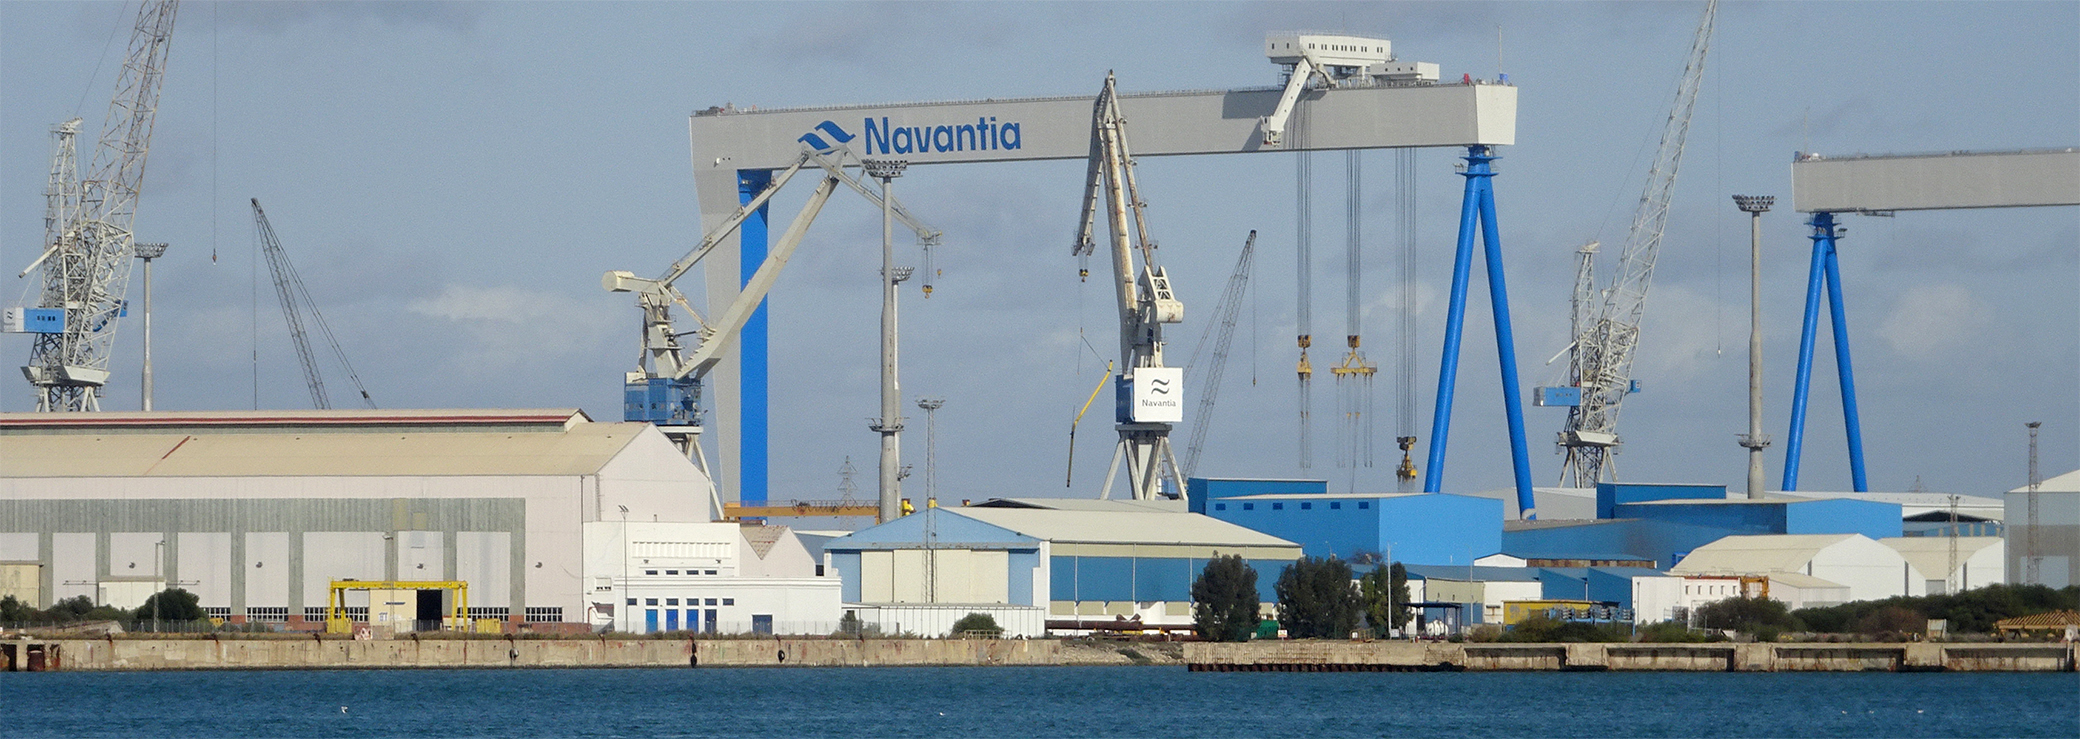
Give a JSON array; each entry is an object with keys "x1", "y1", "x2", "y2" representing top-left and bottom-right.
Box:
[
  {"x1": 1877, "y1": 283, "x2": 1992, "y2": 359},
  {"x1": 218, "y1": 1, "x2": 483, "y2": 36},
  {"x1": 406, "y1": 284, "x2": 616, "y2": 374}
]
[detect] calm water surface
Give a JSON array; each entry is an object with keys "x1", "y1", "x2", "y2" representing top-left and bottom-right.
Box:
[{"x1": 3, "y1": 667, "x2": 2075, "y2": 738}]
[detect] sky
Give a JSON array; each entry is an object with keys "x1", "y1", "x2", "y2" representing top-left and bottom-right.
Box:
[{"x1": 3, "y1": 1, "x2": 2075, "y2": 512}]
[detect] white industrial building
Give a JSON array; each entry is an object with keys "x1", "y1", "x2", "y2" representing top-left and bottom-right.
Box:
[
  {"x1": 1880, "y1": 536, "x2": 2004, "y2": 595},
  {"x1": 0, "y1": 409, "x2": 836, "y2": 632},
  {"x1": 2007, "y1": 469, "x2": 2079, "y2": 588},
  {"x1": 1669, "y1": 534, "x2": 1912, "y2": 604}
]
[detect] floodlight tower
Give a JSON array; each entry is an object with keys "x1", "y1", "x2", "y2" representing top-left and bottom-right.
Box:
[
  {"x1": 865, "y1": 158, "x2": 913, "y2": 522},
  {"x1": 134, "y1": 241, "x2": 167, "y2": 411},
  {"x1": 1732, "y1": 195, "x2": 1773, "y2": 499},
  {"x1": 917, "y1": 397, "x2": 945, "y2": 504}
]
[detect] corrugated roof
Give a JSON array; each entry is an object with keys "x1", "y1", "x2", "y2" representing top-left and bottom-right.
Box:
[
  {"x1": 0, "y1": 408, "x2": 588, "y2": 435},
  {"x1": 1669, "y1": 534, "x2": 1858, "y2": 574},
  {"x1": 2010, "y1": 469, "x2": 2080, "y2": 493},
  {"x1": 1, "y1": 421, "x2": 649, "y2": 478},
  {"x1": 1879, "y1": 536, "x2": 2003, "y2": 578},
  {"x1": 951, "y1": 508, "x2": 1297, "y2": 548},
  {"x1": 969, "y1": 498, "x2": 1187, "y2": 513},
  {"x1": 1995, "y1": 610, "x2": 2080, "y2": 628}
]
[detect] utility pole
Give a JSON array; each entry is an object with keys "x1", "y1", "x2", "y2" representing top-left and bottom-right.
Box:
[
  {"x1": 135, "y1": 242, "x2": 167, "y2": 411},
  {"x1": 1732, "y1": 195, "x2": 1774, "y2": 499},
  {"x1": 865, "y1": 159, "x2": 911, "y2": 523},
  {"x1": 2025, "y1": 421, "x2": 2041, "y2": 585}
]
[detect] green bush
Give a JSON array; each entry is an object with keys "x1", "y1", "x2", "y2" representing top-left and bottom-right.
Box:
[
  {"x1": 1696, "y1": 596, "x2": 1798, "y2": 636},
  {"x1": 1191, "y1": 555, "x2": 1261, "y2": 642},
  {"x1": 1499, "y1": 614, "x2": 1630, "y2": 643},
  {"x1": 1358, "y1": 563, "x2": 1412, "y2": 637},
  {"x1": 1275, "y1": 556, "x2": 1360, "y2": 639},
  {"x1": 948, "y1": 612, "x2": 1002, "y2": 637},
  {"x1": 1638, "y1": 621, "x2": 1709, "y2": 643},
  {"x1": 134, "y1": 588, "x2": 205, "y2": 623},
  {"x1": 1792, "y1": 584, "x2": 2080, "y2": 635}
]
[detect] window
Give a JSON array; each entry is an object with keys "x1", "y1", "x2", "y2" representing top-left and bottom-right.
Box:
[
  {"x1": 645, "y1": 570, "x2": 658, "y2": 576},
  {"x1": 666, "y1": 598, "x2": 679, "y2": 606},
  {"x1": 1358, "y1": 502, "x2": 1370, "y2": 510},
  {"x1": 1272, "y1": 503, "x2": 1284, "y2": 510},
  {"x1": 203, "y1": 607, "x2": 231, "y2": 619},
  {"x1": 1300, "y1": 502, "x2": 1312, "y2": 510},
  {"x1": 1215, "y1": 503, "x2": 1227, "y2": 511},
  {"x1": 466, "y1": 607, "x2": 510, "y2": 620},
  {"x1": 1242, "y1": 503, "x2": 1254, "y2": 511},
  {"x1": 1330, "y1": 502, "x2": 1342, "y2": 510},
  {"x1": 523, "y1": 607, "x2": 564, "y2": 623},
  {"x1": 645, "y1": 598, "x2": 658, "y2": 606},
  {"x1": 666, "y1": 570, "x2": 679, "y2": 575},
  {"x1": 722, "y1": 598, "x2": 734, "y2": 606},
  {"x1": 706, "y1": 570, "x2": 718, "y2": 575},
  {"x1": 245, "y1": 606, "x2": 289, "y2": 623},
  {"x1": 705, "y1": 598, "x2": 718, "y2": 606},
  {"x1": 626, "y1": 598, "x2": 637, "y2": 606}
]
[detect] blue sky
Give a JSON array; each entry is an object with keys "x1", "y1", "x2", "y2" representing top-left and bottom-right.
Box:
[{"x1": 3, "y1": 1, "x2": 2074, "y2": 506}]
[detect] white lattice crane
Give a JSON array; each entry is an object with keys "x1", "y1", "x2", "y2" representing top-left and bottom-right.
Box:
[
  {"x1": 16, "y1": 0, "x2": 179, "y2": 412},
  {"x1": 1550, "y1": 0, "x2": 1716, "y2": 486},
  {"x1": 1180, "y1": 230, "x2": 1257, "y2": 480},
  {"x1": 1072, "y1": 73, "x2": 1188, "y2": 501}
]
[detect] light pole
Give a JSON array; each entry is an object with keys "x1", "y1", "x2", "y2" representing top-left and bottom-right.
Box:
[
  {"x1": 917, "y1": 398, "x2": 944, "y2": 505},
  {"x1": 617, "y1": 505, "x2": 629, "y2": 633},
  {"x1": 1732, "y1": 196, "x2": 1774, "y2": 499},
  {"x1": 153, "y1": 539, "x2": 165, "y2": 633},
  {"x1": 865, "y1": 159, "x2": 911, "y2": 524},
  {"x1": 134, "y1": 242, "x2": 168, "y2": 411}
]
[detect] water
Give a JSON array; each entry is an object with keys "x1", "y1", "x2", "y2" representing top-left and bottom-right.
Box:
[{"x1": 3, "y1": 667, "x2": 2075, "y2": 738}]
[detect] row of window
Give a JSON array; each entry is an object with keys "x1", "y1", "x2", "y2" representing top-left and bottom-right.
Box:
[
  {"x1": 235, "y1": 605, "x2": 561, "y2": 622},
  {"x1": 644, "y1": 569, "x2": 720, "y2": 576},
  {"x1": 1213, "y1": 500, "x2": 1372, "y2": 512},
  {"x1": 631, "y1": 597, "x2": 732, "y2": 607}
]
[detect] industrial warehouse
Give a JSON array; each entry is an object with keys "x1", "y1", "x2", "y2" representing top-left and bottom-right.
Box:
[{"x1": 0, "y1": 0, "x2": 2074, "y2": 654}]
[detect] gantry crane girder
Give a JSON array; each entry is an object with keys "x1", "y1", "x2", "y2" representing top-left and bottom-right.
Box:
[
  {"x1": 682, "y1": 73, "x2": 1515, "y2": 506},
  {"x1": 18, "y1": 0, "x2": 179, "y2": 412}
]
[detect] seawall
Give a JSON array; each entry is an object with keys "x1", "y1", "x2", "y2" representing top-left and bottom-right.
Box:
[
  {"x1": 5, "y1": 637, "x2": 1173, "y2": 671},
  {"x1": 1182, "y1": 641, "x2": 2079, "y2": 672}
]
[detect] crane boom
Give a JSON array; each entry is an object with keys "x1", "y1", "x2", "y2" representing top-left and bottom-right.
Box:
[
  {"x1": 1181, "y1": 230, "x2": 1257, "y2": 479},
  {"x1": 251, "y1": 199, "x2": 376, "y2": 410},
  {"x1": 1555, "y1": 0, "x2": 1716, "y2": 485},
  {"x1": 19, "y1": 0, "x2": 179, "y2": 411}
]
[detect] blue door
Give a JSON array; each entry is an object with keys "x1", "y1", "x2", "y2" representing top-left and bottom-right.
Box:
[
  {"x1": 704, "y1": 609, "x2": 717, "y2": 633},
  {"x1": 665, "y1": 609, "x2": 680, "y2": 631},
  {"x1": 645, "y1": 609, "x2": 658, "y2": 633},
  {"x1": 751, "y1": 615, "x2": 773, "y2": 635},
  {"x1": 687, "y1": 609, "x2": 699, "y2": 633}
]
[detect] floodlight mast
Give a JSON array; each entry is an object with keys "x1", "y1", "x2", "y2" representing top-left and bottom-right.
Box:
[{"x1": 605, "y1": 145, "x2": 940, "y2": 519}]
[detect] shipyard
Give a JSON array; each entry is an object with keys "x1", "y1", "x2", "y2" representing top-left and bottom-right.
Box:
[{"x1": 1, "y1": 1, "x2": 2076, "y2": 712}]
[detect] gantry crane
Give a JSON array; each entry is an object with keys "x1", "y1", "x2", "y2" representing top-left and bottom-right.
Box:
[
  {"x1": 251, "y1": 199, "x2": 376, "y2": 410},
  {"x1": 1547, "y1": 0, "x2": 1716, "y2": 486},
  {"x1": 1072, "y1": 73, "x2": 1187, "y2": 501},
  {"x1": 606, "y1": 145, "x2": 938, "y2": 519},
  {"x1": 15, "y1": 0, "x2": 179, "y2": 411},
  {"x1": 1180, "y1": 230, "x2": 1257, "y2": 480}
]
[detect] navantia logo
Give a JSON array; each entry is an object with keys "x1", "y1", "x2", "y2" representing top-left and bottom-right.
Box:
[
  {"x1": 797, "y1": 121, "x2": 856, "y2": 151},
  {"x1": 1147, "y1": 378, "x2": 1173, "y2": 395},
  {"x1": 798, "y1": 116, "x2": 1024, "y2": 156}
]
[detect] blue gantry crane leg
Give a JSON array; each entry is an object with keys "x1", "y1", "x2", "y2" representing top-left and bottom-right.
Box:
[
  {"x1": 1424, "y1": 145, "x2": 1536, "y2": 517},
  {"x1": 1780, "y1": 211, "x2": 1869, "y2": 493},
  {"x1": 738, "y1": 168, "x2": 774, "y2": 507}
]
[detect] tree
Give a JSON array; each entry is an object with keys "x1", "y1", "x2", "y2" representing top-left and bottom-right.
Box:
[
  {"x1": 1276, "y1": 556, "x2": 1360, "y2": 639},
  {"x1": 1359, "y1": 563, "x2": 1412, "y2": 637},
  {"x1": 135, "y1": 587, "x2": 204, "y2": 623},
  {"x1": 948, "y1": 612, "x2": 1002, "y2": 637},
  {"x1": 1191, "y1": 555, "x2": 1261, "y2": 642},
  {"x1": 1696, "y1": 596, "x2": 1797, "y2": 637}
]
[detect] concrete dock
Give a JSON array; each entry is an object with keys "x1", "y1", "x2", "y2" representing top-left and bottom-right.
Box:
[{"x1": 1182, "y1": 641, "x2": 2078, "y2": 672}]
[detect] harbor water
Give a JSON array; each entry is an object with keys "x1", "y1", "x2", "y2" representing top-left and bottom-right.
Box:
[{"x1": 4, "y1": 666, "x2": 2076, "y2": 737}]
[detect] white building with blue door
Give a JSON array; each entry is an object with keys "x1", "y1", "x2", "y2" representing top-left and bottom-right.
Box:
[
  {"x1": 583, "y1": 521, "x2": 840, "y2": 634},
  {"x1": 824, "y1": 502, "x2": 1302, "y2": 637}
]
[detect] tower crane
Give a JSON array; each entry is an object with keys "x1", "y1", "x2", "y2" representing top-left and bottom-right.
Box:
[
  {"x1": 1072, "y1": 73, "x2": 1187, "y2": 502},
  {"x1": 16, "y1": 0, "x2": 179, "y2": 411},
  {"x1": 1547, "y1": 0, "x2": 1716, "y2": 486},
  {"x1": 1180, "y1": 230, "x2": 1257, "y2": 480},
  {"x1": 251, "y1": 199, "x2": 376, "y2": 410},
  {"x1": 605, "y1": 145, "x2": 939, "y2": 519}
]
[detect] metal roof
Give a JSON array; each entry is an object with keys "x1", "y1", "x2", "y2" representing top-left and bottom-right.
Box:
[
  {"x1": 1879, "y1": 536, "x2": 2003, "y2": 578},
  {"x1": 0, "y1": 408, "x2": 589, "y2": 436},
  {"x1": 1668, "y1": 534, "x2": 1860, "y2": 575},
  {"x1": 951, "y1": 508, "x2": 1297, "y2": 549},
  {"x1": 1756, "y1": 572, "x2": 1848, "y2": 590},
  {"x1": 1, "y1": 420, "x2": 650, "y2": 478},
  {"x1": 969, "y1": 497, "x2": 1187, "y2": 513},
  {"x1": 1403, "y1": 564, "x2": 1544, "y2": 582},
  {"x1": 1217, "y1": 492, "x2": 1429, "y2": 501},
  {"x1": 2010, "y1": 469, "x2": 2080, "y2": 493}
]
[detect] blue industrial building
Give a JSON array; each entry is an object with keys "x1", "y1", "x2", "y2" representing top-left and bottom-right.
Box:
[
  {"x1": 1190, "y1": 478, "x2": 1502, "y2": 565},
  {"x1": 1501, "y1": 483, "x2": 1903, "y2": 568}
]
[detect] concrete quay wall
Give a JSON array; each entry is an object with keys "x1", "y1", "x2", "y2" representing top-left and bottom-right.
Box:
[
  {"x1": 21, "y1": 637, "x2": 1164, "y2": 671},
  {"x1": 1185, "y1": 641, "x2": 2078, "y2": 672}
]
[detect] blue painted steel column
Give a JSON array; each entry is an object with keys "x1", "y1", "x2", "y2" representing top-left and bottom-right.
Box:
[
  {"x1": 738, "y1": 169, "x2": 772, "y2": 506},
  {"x1": 1780, "y1": 212, "x2": 1831, "y2": 492},
  {"x1": 1422, "y1": 148, "x2": 1484, "y2": 493},
  {"x1": 1471, "y1": 149, "x2": 1537, "y2": 518},
  {"x1": 1821, "y1": 234, "x2": 1869, "y2": 492}
]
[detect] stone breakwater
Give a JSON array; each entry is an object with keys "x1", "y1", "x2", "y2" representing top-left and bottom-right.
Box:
[
  {"x1": 5, "y1": 638, "x2": 2073, "y2": 672},
  {"x1": 1183, "y1": 641, "x2": 2079, "y2": 672}
]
